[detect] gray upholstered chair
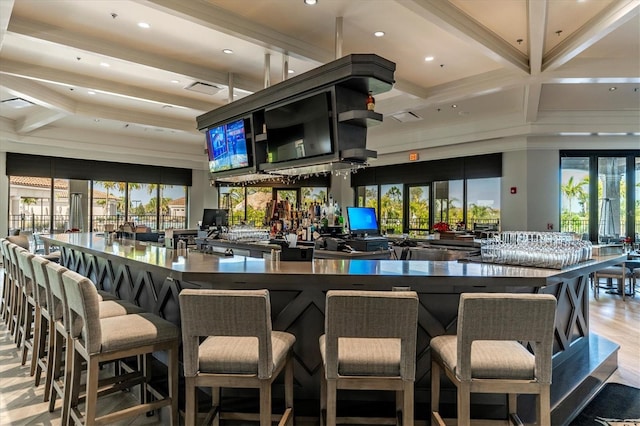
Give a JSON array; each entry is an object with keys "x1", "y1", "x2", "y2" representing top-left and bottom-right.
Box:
[
  {"x1": 63, "y1": 269, "x2": 180, "y2": 425},
  {"x1": 592, "y1": 264, "x2": 633, "y2": 300},
  {"x1": 43, "y1": 262, "x2": 148, "y2": 424},
  {"x1": 30, "y1": 256, "x2": 55, "y2": 398},
  {"x1": 7, "y1": 234, "x2": 61, "y2": 263},
  {"x1": 1, "y1": 239, "x2": 16, "y2": 327},
  {"x1": 179, "y1": 288, "x2": 295, "y2": 426},
  {"x1": 430, "y1": 293, "x2": 557, "y2": 426},
  {"x1": 319, "y1": 290, "x2": 419, "y2": 426},
  {"x1": 17, "y1": 250, "x2": 39, "y2": 373}
]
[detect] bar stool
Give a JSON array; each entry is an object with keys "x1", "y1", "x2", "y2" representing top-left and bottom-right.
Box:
[
  {"x1": 44, "y1": 262, "x2": 147, "y2": 423},
  {"x1": 63, "y1": 269, "x2": 180, "y2": 425},
  {"x1": 319, "y1": 290, "x2": 419, "y2": 426},
  {"x1": 430, "y1": 293, "x2": 557, "y2": 426},
  {"x1": 592, "y1": 264, "x2": 633, "y2": 300},
  {"x1": 179, "y1": 289, "x2": 295, "y2": 426},
  {"x1": 16, "y1": 250, "x2": 40, "y2": 372},
  {"x1": 30, "y1": 256, "x2": 55, "y2": 398},
  {"x1": 1, "y1": 239, "x2": 15, "y2": 326}
]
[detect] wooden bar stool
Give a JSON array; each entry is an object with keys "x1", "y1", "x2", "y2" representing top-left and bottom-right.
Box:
[
  {"x1": 179, "y1": 288, "x2": 295, "y2": 426},
  {"x1": 63, "y1": 269, "x2": 180, "y2": 425},
  {"x1": 1, "y1": 239, "x2": 16, "y2": 326},
  {"x1": 430, "y1": 293, "x2": 557, "y2": 426},
  {"x1": 43, "y1": 262, "x2": 147, "y2": 424},
  {"x1": 319, "y1": 290, "x2": 419, "y2": 426},
  {"x1": 593, "y1": 264, "x2": 633, "y2": 300}
]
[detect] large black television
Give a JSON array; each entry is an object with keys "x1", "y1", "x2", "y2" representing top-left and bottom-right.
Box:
[
  {"x1": 206, "y1": 117, "x2": 252, "y2": 173},
  {"x1": 264, "y1": 91, "x2": 334, "y2": 163},
  {"x1": 346, "y1": 207, "x2": 380, "y2": 236}
]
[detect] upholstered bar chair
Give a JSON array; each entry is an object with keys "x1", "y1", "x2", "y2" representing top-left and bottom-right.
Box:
[
  {"x1": 7, "y1": 233, "x2": 61, "y2": 262},
  {"x1": 179, "y1": 289, "x2": 295, "y2": 426},
  {"x1": 30, "y1": 256, "x2": 55, "y2": 398},
  {"x1": 44, "y1": 262, "x2": 147, "y2": 424},
  {"x1": 592, "y1": 264, "x2": 633, "y2": 300},
  {"x1": 17, "y1": 250, "x2": 40, "y2": 372},
  {"x1": 7, "y1": 243, "x2": 29, "y2": 345},
  {"x1": 319, "y1": 290, "x2": 419, "y2": 426},
  {"x1": 430, "y1": 293, "x2": 557, "y2": 426},
  {"x1": 1, "y1": 239, "x2": 15, "y2": 325},
  {"x1": 62, "y1": 269, "x2": 180, "y2": 426}
]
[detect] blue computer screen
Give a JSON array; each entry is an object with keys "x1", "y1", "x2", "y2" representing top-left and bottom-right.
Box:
[{"x1": 346, "y1": 207, "x2": 379, "y2": 235}]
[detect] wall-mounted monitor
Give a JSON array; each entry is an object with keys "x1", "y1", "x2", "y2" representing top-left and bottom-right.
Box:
[
  {"x1": 206, "y1": 117, "x2": 252, "y2": 174},
  {"x1": 263, "y1": 91, "x2": 334, "y2": 163},
  {"x1": 346, "y1": 207, "x2": 379, "y2": 236}
]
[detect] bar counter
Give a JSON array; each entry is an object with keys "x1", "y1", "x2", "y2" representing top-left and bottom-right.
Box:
[{"x1": 43, "y1": 233, "x2": 624, "y2": 424}]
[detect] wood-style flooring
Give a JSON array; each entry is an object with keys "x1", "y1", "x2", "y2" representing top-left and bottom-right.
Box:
[{"x1": 0, "y1": 269, "x2": 638, "y2": 425}]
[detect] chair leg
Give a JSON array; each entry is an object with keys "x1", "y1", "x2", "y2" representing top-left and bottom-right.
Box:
[
  {"x1": 539, "y1": 386, "x2": 551, "y2": 426},
  {"x1": 84, "y1": 357, "x2": 100, "y2": 425},
  {"x1": 212, "y1": 387, "x2": 220, "y2": 426},
  {"x1": 326, "y1": 379, "x2": 337, "y2": 426},
  {"x1": 320, "y1": 370, "x2": 327, "y2": 426},
  {"x1": 48, "y1": 328, "x2": 63, "y2": 411},
  {"x1": 457, "y1": 382, "x2": 471, "y2": 426},
  {"x1": 508, "y1": 393, "x2": 517, "y2": 418},
  {"x1": 169, "y1": 345, "x2": 179, "y2": 426},
  {"x1": 184, "y1": 377, "x2": 197, "y2": 426},
  {"x1": 30, "y1": 305, "x2": 42, "y2": 376},
  {"x1": 403, "y1": 380, "x2": 414, "y2": 426},
  {"x1": 20, "y1": 300, "x2": 34, "y2": 366},
  {"x1": 431, "y1": 360, "x2": 441, "y2": 425},
  {"x1": 42, "y1": 318, "x2": 55, "y2": 401},
  {"x1": 259, "y1": 380, "x2": 272, "y2": 426}
]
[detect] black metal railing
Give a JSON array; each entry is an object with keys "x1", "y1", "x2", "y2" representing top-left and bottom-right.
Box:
[{"x1": 9, "y1": 213, "x2": 186, "y2": 233}]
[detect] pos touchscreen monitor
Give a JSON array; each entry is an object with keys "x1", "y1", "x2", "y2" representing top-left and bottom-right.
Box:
[{"x1": 346, "y1": 207, "x2": 379, "y2": 236}]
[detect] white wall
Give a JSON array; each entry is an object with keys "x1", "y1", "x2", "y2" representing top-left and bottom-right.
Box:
[
  {"x1": 189, "y1": 169, "x2": 218, "y2": 228},
  {"x1": 501, "y1": 150, "x2": 528, "y2": 231}
]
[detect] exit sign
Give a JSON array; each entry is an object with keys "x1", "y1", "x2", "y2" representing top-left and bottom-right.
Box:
[{"x1": 409, "y1": 152, "x2": 419, "y2": 161}]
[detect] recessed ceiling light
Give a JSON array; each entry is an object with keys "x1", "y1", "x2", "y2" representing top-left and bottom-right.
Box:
[
  {"x1": 374, "y1": 31, "x2": 385, "y2": 37},
  {"x1": 100, "y1": 62, "x2": 110, "y2": 67},
  {"x1": 424, "y1": 56, "x2": 434, "y2": 62},
  {"x1": 451, "y1": 104, "x2": 457, "y2": 108},
  {"x1": 304, "y1": 0, "x2": 317, "y2": 5},
  {"x1": 288, "y1": 69, "x2": 295, "y2": 74},
  {"x1": 222, "y1": 49, "x2": 234, "y2": 54},
  {"x1": 137, "y1": 22, "x2": 150, "y2": 29},
  {"x1": 88, "y1": 91, "x2": 96, "y2": 95},
  {"x1": 171, "y1": 79, "x2": 180, "y2": 84},
  {"x1": 608, "y1": 87, "x2": 617, "y2": 91}
]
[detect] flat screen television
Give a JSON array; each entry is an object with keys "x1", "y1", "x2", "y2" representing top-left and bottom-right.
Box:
[
  {"x1": 201, "y1": 208, "x2": 229, "y2": 229},
  {"x1": 264, "y1": 91, "x2": 334, "y2": 163},
  {"x1": 206, "y1": 117, "x2": 251, "y2": 173},
  {"x1": 346, "y1": 207, "x2": 379, "y2": 236}
]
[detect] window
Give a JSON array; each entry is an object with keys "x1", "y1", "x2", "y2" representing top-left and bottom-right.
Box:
[
  {"x1": 408, "y1": 185, "x2": 429, "y2": 236},
  {"x1": 598, "y1": 157, "x2": 626, "y2": 242},
  {"x1": 560, "y1": 157, "x2": 590, "y2": 236},
  {"x1": 433, "y1": 180, "x2": 463, "y2": 227},
  {"x1": 92, "y1": 181, "x2": 125, "y2": 231},
  {"x1": 160, "y1": 185, "x2": 187, "y2": 230},
  {"x1": 9, "y1": 176, "x2": 53, "y2": 234},
  {"x1": 246, "y1": 187, "x2": 272, "y2": 226},
  {"x1": 466, "y1": 178, "x2": 500, "y2": 231},
  {"x1": 560, "y1": 151, "x2": 638, "y2": 242},
  {"x1": 380, "y1": 184, "x2": 403, "y2": 235}
]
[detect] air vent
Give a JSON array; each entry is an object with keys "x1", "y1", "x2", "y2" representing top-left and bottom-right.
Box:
[
  {"x1": 185, "y1": 82, "x2": 223, "y2": 95},
  {"x1": 1, "y1": 97, "x2": 34, "y2": 109},
  {"x1": 390, "y1": 111, "x2": 422, "y2": 123}
]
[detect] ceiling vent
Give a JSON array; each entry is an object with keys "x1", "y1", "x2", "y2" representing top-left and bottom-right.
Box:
[
  {"x1": 1, "y1": 97, "x2": 34, "y2": 109},
  {"x1": 185, "y1": 82, "x2": 223, "y2": 95},
  {"x1": 390, "y1": 111, "x2": 422, "y2": 123}
]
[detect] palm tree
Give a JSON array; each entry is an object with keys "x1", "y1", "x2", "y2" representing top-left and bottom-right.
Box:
[{"x1": 561, "y1": 176, "x2": 587, "y2": 215}]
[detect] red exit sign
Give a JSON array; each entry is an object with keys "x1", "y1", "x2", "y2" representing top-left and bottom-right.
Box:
[{"x1": 409, "y1": 152, "x2": 419, "y2": 161}]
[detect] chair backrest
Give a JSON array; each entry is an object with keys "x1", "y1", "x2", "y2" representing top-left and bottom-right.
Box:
[
  {"x1": 7, "y1": 234, "x2": 30, "y2": 251},
  {"x1": 31, "y1": 256, "x2": 52, "y2": 313},
  {"x1": 17, "y1": 249, "x2": 36, "y2": 300},
  {"x1": 7, "y1": 244, "x2": 27, "y2": 288},
  {"x1": 324, "y1": 290, "x2": 419, "y2": 380},
  {"x1": 456, "y1": 293, "x2": 557, "y2": 383},
  {"x1": 179, "y1": 289, "x2": 273, "y2": 379},
  {"x1": 45, "y1": 262, "x2": 71, "y2": 328},
  {"x1": 1, "y1": 239, "x2": 10, "y2": 277},
  {"x1": 62, "y1": 270, "x2": 103, "y2": 355}
]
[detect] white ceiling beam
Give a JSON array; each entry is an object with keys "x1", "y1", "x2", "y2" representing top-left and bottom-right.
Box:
[
  {"x1": 15, "y1": 110, "x2": 68, "y2": 134},
  {"x1": 1, "y1": 74, "x2": 76, "y2": 113},
  {"x1": 522, "y1": 0, "x2": 547, "y2": 124},
  {"x1": 543, "y1": 0, "x2": 640, "y2": 72},
  {"x1": 7, "y1": 16, "x2": 263, "y2": 94},
  {"x1": 139, "y1": 0, "x2": 335, "y2": 63},
  {"x1": 396, "y1": 0, "x2": 530, "y2": 74},
  {"x1": 0, "y1": 58, "x2": 215, "y2": 112},
  {"x1": 0, "y1": 0, "x2": 14, "y2": 50},
  {"x1": 524, "y1": 80, "x2": 542, "y2": 124},
  {"x1": 75, "y1": 103, "x2": 198, "y2": 133}
]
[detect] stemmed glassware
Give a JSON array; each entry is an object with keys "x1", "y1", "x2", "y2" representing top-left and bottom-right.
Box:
[{"x1": 481, "y1": 231, "x2": 592, "y2": 269}]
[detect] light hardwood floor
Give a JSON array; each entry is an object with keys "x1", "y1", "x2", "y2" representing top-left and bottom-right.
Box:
[{"x1": 0, "y1": 269, "x2": 638, "y2": 425}]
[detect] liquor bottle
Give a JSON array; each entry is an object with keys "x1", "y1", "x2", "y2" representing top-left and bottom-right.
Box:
[{"x1": 366, "y1": 91, "x2": 375, "y2": 111}]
